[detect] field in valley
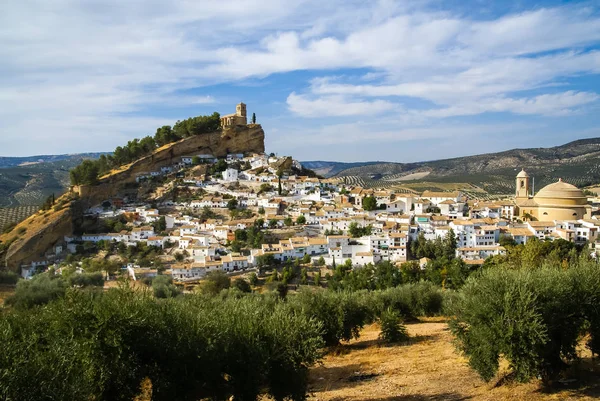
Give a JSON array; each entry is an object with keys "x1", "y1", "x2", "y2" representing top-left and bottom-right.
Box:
[
  {"x1": 0, "y1": 205, "x2": 39, "y2": 232},
  {"x1": 305, "y1": 319, "x2": 600, "y2": 401}
]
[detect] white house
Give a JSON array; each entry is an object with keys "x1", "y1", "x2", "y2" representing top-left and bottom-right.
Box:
[{"x1": 222, "y1": 168, "x2": 239, "y2": 182}]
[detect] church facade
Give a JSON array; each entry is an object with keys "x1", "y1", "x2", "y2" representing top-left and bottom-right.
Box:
[{"x1": 514, "y1": 169, "x2": 590, "y2": 221}]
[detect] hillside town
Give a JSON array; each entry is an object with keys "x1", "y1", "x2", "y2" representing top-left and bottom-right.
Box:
[{"x1": 18, "y1": 104, "x2": 600, "y2": 281}]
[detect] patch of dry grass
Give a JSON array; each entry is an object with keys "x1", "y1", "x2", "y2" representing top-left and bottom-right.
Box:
[
  {"x1": 306, "y1": 319, "x2": 600, "y2": 401},
  {"x1": 0, "y1": 284, "x2": 16, "y2": 307}
]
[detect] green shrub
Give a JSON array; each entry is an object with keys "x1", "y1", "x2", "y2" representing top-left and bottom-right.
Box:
[
  {"x1": 200, "y1": 270, "x2": 231, "y2": 296},
  {"x1": 290, "y1": 289, "x2": 372, "y2": 346},
  {"x1": 371, "y1": 282, "x2": 445, "y2": 320},
  {"x1": 379, "y1": 309, "x2": 409, "y2": 343},
  {"x1": 152, "y1": 275, "x2": 180, "y2": 298},
  {"x1": 0, "y1": 288, "x2": 323, "y2": 401},
  {"x1": 233, "y1": 277, "x2": 252, "y2": 293},
  {"x1": 449, "y1": 260, "x2": 600, "y2": 383},
  {"x1": 68, "y1": 272, "x2": 104, "y2": 287},
  {"x1": 0, "y1": 271, "x2": 19, "y2": 285},
  {"x1": 5, "y1": 273, "x2": 67, "y2": 309}
]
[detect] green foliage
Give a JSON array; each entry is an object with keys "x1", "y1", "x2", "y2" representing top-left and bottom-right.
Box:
[
  {"x1": 234, "y1": 226, "x2": 265, "y2": 249},
  {"x1": 233, "y1": 278, "x2": 252, "y2": 293},
  {"x1": 248, "y1": 272, "x2": 259, "y2": 286},
  {"x1": 313, "y1": 271, "x2": 321, "y2": 286},
  {"x1": 296, "y1": 215, "x2": 306, "y2": 225},
  {"x1": 258, "y1": 183, "x2": 274, "y2": 195},
  {"x1": 40, "y1": 193, "x2": 55, "y2": 211},
  {"x1": 348, "y1": 222, "x2": 372, "y2": 238},
  {"x1": 0, "y1": 288, "x2": 323, "y2": 401},
  {"x1": 371, "y1": 283, "x2": 445, "y2": 320},
  {"x1": 362, "y1": 195, "x2": 377, "y2": 211},
  {"x1": 200, "y1": 270, "x2": 231, "y2": 296},
  {"x1": 410, "y1": 229, "x2": 457, "y2": 260},
  {"x1": 0, "y1": 271, "x2": 19, "y2": 285},
  {"x1": 227, "y1": 198, "x2": 238, "y2": 210},
  {"x1": 379, "y1": 309, "x2": 409, "y2": 343},
  {"x1": 68, "y1": 272, "x2": 104, "y2": 288},
  {"x1": 70, "y1": 113, "x2": 220, "y2": 185},
  {"x1": 5, "y1": 273, "x2": 67, "y2": 309},
  {"x1": 449, "y1": 259, "x2": 600, "y2": 383},
  {"x1": 152, "y1": 275, "x2": 181, "y2": 298},
  {"x1": 290, "y1": 289, "x2": 373, "y2": 346},
  {"x1": 152, "y1": 216, "x2": 167, "y2": 233}
]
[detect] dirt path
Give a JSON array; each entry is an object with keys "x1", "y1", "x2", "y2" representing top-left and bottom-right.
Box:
[{"x1": 307, "y1": 318, "x2": 600, "y2": 401}]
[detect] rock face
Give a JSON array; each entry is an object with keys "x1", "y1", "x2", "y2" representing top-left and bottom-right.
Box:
[
  {"x1": 2, "y1": 207, "x2": 73, "y2": 271},
  {"x1": 1, "y1": 125, "x2": 265, "y2": 270}
]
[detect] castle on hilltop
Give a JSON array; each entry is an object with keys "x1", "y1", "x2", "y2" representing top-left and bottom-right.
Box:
[{"x1": 220, "y1": 102, "x2": 247, "y2": 127}]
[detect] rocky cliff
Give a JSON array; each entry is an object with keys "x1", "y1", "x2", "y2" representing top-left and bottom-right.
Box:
[
  {"x1": 0, "y1": 125, "x2": 265, "y2": 270},
  {"x1": 75, "y1": 124, "x2": 265, "y2": 207}
]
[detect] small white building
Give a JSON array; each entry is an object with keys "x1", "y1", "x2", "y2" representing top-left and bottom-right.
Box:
[{"x1": 222, "y1": 168, "x2": 239, "y2": 182}]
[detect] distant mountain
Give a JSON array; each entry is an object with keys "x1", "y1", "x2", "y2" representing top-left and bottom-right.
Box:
[
  {"x1": 303, "y1": 138, "x2": 600, "y2": 194},
  {"x1": 0, "y1": 153, "x2": 107, "y2": 206},
  {"x1": 0, "y1": 153, "x2": 109, "y2": 169}
]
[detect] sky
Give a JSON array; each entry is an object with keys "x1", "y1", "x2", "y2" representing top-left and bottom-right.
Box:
[{"x1": 1, "y1": 0, "x2": 600, "y2": 162}]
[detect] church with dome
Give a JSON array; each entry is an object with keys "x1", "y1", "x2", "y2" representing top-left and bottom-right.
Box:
[{"x1": 514, "y1": 169, "x2": 591, "y2": 221}]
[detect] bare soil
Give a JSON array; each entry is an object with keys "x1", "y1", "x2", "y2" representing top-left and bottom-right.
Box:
[{"x1": 307, "y1": 318, "x2": 600, "y2": 401}]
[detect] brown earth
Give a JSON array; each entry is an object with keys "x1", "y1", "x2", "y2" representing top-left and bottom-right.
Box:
[{"x1": 306, "y1": 319, "x2": 600, "y2": 401}]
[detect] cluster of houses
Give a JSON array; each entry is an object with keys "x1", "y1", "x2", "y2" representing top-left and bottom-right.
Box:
[{"x1": 21, "y1": 153, "x2": 600, "y2": 281}]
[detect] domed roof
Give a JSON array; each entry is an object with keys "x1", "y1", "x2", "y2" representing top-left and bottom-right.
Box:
[
  {"x1": 516, "y1": 169, "x2": 529, "y2": 178},
  {"x1": 534, "y1": 179, "x2": 585, "y2": 200}
]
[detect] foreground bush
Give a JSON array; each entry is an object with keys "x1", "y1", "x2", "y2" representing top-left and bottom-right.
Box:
[
  {"x1": 289, "y1": 289, "x2": 373, "y2": 346},
  {"x1": 0, "y1": 288, "x2": 323, "y2": 401},
  {"x1": 371, "y1": 282, "x2": 446, "y2": 320},
  {"x1": 289, "y1": 283, "x2": 446, "y2": 346},
  {"x1": 379, "y1": 309, "x2": 409, "y2": 343},
  {"x1": 5, "y1": 273, "x2": 67, "y2": 309},
  {"x1": 449, "y1": 259, "x2": 600, "y2": 383},
  {"x1": 0, "y1": 270, "x2": 19, "y2": 285}
]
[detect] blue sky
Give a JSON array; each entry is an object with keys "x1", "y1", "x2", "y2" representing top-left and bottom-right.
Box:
[{"x1": 1, "y1": 0, "x2": 599, "y2": 162}]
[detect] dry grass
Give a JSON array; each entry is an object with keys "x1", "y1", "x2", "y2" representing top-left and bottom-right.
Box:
[
  {"x1": 306, "y1": 319, "x2": 600, "y2": 401},
  {"x1": 0, "y1": 285, "x2": 16, "y2": 307}
]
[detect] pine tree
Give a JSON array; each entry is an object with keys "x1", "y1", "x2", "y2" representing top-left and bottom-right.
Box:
[{"x1": 252, "y1": 112, "x2": 256, "y2": 124}]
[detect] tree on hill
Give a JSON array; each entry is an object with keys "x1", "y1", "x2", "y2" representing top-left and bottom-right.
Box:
[
  {"x1": 252, "y1": 112, "x2": 256, "y2": 124},
  {"x1": 69, "y1": 112, "x2": 221, "y2": 185}
]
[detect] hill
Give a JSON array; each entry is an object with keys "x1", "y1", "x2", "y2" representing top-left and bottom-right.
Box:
[
  {"x1": 0, "y1": 153, "x2": 108, "y2": 169},
  {"x1": 303, "y1": 138, "x2": 600, "y2": 194},
  {"x1": 0, "y1": 155, "x2": 107, "y2": 207},
  {"x1": 0, "y1": 124, "x2": 265, "y2": 270}
]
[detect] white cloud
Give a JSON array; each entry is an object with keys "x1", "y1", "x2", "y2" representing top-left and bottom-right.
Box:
[
  {"x1": 0, "y1": 1, "x2": 599, "y2": 156},
  {"x1": 286, "y1": 93, "x2": 396, "y2": 117}
]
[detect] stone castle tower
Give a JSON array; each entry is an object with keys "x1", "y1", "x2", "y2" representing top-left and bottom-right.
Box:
[
  {"x1": 236, "y1": 102, "x2": 246, "y2": 118},
  {"x1": 516, "y1": 169, "x2": 530, "y2": 199},
  {"x1": 221, "y1": 102, "x2": 248, "y2": 127}
]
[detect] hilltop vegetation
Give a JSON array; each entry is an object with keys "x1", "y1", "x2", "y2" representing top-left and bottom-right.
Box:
[
  {"x1": 70, "y1": 113, "x2": 221, "y2": 185},
  {"x1": 304, "y1": 138, "x2": 600, "y2": 193}
]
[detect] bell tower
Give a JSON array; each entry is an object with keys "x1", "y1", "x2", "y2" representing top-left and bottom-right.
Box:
[
  {"x1": 516, "y1": 169, "x2": 530, "y2": 199},
  {"x1": 236, "y1": 102, "x2": 247, "y2": 118}
]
